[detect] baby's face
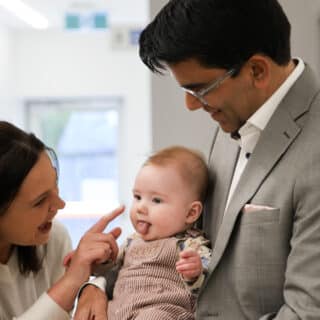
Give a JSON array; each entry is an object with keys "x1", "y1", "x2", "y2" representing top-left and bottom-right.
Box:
[{"x1": 130, "y1": 164, "x2": 195, "y2": 241}]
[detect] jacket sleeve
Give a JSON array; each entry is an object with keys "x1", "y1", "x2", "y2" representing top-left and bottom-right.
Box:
[{"x1": 259, "y1": 156, "x2": 320, "y2": 319}]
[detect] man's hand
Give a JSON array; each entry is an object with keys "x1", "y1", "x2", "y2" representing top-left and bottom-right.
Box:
[
  {"x1": 176, "y1": 249, "x2": 202, "y2": 281},
  {"x1": 73, "y1": 285, "x2": 108, "y2": 320}
]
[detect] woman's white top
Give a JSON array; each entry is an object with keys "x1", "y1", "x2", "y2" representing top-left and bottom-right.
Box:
[{"x1": 0, "y1": 221, "x2": 72, "y2": 320}]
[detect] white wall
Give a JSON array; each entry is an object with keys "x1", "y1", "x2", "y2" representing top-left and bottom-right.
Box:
[
  {"x1": 0, "y1": 28, "x2": 151, "y2": 218},
  {"x1": 0, "y1": 25, "x2": 19, "y2": 123},
  {"x1": 279, "y1": 0, "x2": 320, "y2": 79}
]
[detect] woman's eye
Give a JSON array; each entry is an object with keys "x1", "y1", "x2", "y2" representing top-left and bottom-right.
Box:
[
  {"x1": 152, "y1": 197, "x2": 162, "y2": 204},
  {"x1": 34, "y1": 198, "x2": 46, "y2": 207}
]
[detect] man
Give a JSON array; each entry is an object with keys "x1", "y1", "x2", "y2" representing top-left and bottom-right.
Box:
[
  {"x1": 75, "y1": 1, "x2": 320, "y2": 319},
  {"x1": 138, "y1": 0, "x2": 320, "y2": 319}
]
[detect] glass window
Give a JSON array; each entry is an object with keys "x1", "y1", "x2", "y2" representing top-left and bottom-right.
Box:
[{"x1": 26, "y1": 97, "x2": 122, "y2": 247}]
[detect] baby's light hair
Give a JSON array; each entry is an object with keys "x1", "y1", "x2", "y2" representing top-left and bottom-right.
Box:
[{"x1": 143, "y1": 146, "x2": 209, "y2": 202}]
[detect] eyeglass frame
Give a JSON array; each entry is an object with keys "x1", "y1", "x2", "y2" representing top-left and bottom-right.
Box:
[{"x1": 181, "y1": 68, "x2": 237, "y2": 106}]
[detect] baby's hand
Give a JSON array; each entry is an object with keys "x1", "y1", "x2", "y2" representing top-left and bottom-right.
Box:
[{"x1": 176, "y1": 249, "x2": 202, "y2": 281}]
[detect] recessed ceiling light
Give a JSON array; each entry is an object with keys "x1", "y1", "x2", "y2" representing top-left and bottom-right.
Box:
[{"x1": 0, "y1": 0, "x2": 49, "y2": 29}]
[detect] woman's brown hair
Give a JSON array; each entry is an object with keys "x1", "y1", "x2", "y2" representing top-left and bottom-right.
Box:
[{"x1": 0, "y1": 121, "x2": 47, "y2": 275}]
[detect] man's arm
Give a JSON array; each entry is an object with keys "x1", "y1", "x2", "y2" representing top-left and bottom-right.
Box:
[
  {"x1": 260, "y1": 163, "x2": 320, "y2": 319},
  {"x1": 73, "y1": 282, "x2": 108, "y2": 320}
]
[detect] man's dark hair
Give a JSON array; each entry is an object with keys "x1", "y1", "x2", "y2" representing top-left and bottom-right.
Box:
[
  {"x1": 139, "y1": 0, "x2": 291, "y2": 73},
  {"x1": 0, "y1": 121, "x2": 46, "y2": 275}
]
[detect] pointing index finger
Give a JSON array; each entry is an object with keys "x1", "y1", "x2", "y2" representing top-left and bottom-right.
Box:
[{"x1": 87, "y1": 205, "x2": 125, "y2": 233}]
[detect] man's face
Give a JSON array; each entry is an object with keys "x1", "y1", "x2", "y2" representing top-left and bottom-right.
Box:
[{"x1": 169, "y1": 58, "x2": 260, "y2": 133}]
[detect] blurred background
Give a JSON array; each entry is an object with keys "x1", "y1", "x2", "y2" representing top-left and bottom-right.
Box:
[{"x1": 0, "y1": 0, "x2": 318, "y2": 246}]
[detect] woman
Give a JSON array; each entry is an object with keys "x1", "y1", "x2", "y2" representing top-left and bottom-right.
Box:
[{"x1": 0, "y1": 121, "x2": 123, "y2": 319}]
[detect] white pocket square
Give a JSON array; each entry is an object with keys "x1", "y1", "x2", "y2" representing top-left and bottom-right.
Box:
[{"x1": 243, "y1": 204, "x2": 276, "y2": 213}]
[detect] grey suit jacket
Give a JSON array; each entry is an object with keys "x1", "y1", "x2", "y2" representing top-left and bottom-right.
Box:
[{"x1": 196, "y1": 65, "x2": 320, "y2": 320}]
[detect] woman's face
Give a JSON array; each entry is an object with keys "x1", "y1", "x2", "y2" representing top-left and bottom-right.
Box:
[{"x1": 0, "y1": 151, "x2": 65, "y2": 248}]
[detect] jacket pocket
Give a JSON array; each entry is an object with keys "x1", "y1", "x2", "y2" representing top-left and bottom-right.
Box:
[{"x1": 240, "y1": 206, "x2": 280, "y2": 225}]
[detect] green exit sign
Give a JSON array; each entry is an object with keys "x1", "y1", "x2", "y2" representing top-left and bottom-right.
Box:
[{"x1": 65, "y1": 12, "x2": 108, "y2": 30}]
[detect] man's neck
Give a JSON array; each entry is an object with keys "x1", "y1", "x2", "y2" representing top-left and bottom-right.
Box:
[{"x1": 267, "y1": 59, "x2": 296, "y2": 97}]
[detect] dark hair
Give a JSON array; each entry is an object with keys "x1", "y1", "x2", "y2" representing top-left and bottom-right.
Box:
[
  {"x1": 139, "y1": 0, "x2": 291, "y2": 73},
  {"x1": 0, "y1": 121, "x2": 46, "y2": 275}
]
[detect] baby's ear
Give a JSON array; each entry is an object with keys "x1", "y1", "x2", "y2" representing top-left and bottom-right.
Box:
[{"x1": 186, "y1": 201, "x2": 203, "y2": 224}]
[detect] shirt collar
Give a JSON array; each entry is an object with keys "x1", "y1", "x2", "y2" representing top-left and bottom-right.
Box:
[
  {"x1": 233, "y1": 58, "x2": 305, "y2": 153},
  {"x1": 247, "y1": 57, "x2": 305, "y2": 131}
]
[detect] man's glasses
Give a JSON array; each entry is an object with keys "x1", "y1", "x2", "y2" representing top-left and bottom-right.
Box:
[{"x1": 181, "y1": 68, "x2": 236, "y2": 106}]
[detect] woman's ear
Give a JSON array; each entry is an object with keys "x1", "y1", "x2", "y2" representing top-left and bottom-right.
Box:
[{"x1": 186, "y1": 201, "x2": 203, "y2": 224}]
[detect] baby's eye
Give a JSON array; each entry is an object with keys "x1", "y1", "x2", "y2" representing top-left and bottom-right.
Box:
[
  {"x1": 152, "y1": 197, "x2": 162, "y2": 204},
  {"x1": 134, "y1": 194, "x2": 141, "y2": 201}
]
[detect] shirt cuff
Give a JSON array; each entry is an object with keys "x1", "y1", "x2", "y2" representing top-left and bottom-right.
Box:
[
  {"x1": 77, "y1": 276, "x2": 106, "y2": 298},
  {"x1": 13, "y1": 293, "x2": 69, "y2": 320}
]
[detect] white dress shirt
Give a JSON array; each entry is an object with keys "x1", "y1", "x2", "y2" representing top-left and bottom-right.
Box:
[{"x1": 225, "y1": 57, "x2": 305, "y2": 210}]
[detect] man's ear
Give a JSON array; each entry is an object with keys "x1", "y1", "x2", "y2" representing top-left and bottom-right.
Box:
[
  {"x1": 248, "y1": 54, "x2": 271, "y2": 88},
  {"x1": 186, "y1": 201, "x2": 203, "y2": 224}
]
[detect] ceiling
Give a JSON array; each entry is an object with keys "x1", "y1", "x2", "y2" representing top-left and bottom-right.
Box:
[{"x1": 0, "y1": 0, "x2": 149, "y2": 30}]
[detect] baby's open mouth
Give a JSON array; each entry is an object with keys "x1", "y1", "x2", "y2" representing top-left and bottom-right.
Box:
[{"x1": 136, "y1": 220, "x2": 151, "y2": 235}]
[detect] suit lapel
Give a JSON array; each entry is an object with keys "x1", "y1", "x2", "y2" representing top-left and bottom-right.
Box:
[
  {"x1": 205, "y1": 129, "x2": 239, "y2": 245},
  {"x1": 230, "y1": 106, "x2": 301, "y2": 212},
  {"x1": 207, "y1": 65, "x2": 319, "y2": 274}
]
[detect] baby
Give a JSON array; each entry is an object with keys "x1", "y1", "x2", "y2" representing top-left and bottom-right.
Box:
[{"x1": 79, "y1": 146, "x2": 212, "y2": 320}]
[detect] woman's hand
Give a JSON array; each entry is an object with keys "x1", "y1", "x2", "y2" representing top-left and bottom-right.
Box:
[
  {"x1": 48, "y1": 205, "x2": 124, "y2": 312},
  {"x1": 73, "y1": 285, "x2": 108, "y2": 320},
  {"x1": 65, "y1": 211, "x2": 122, "y2": 284}
]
